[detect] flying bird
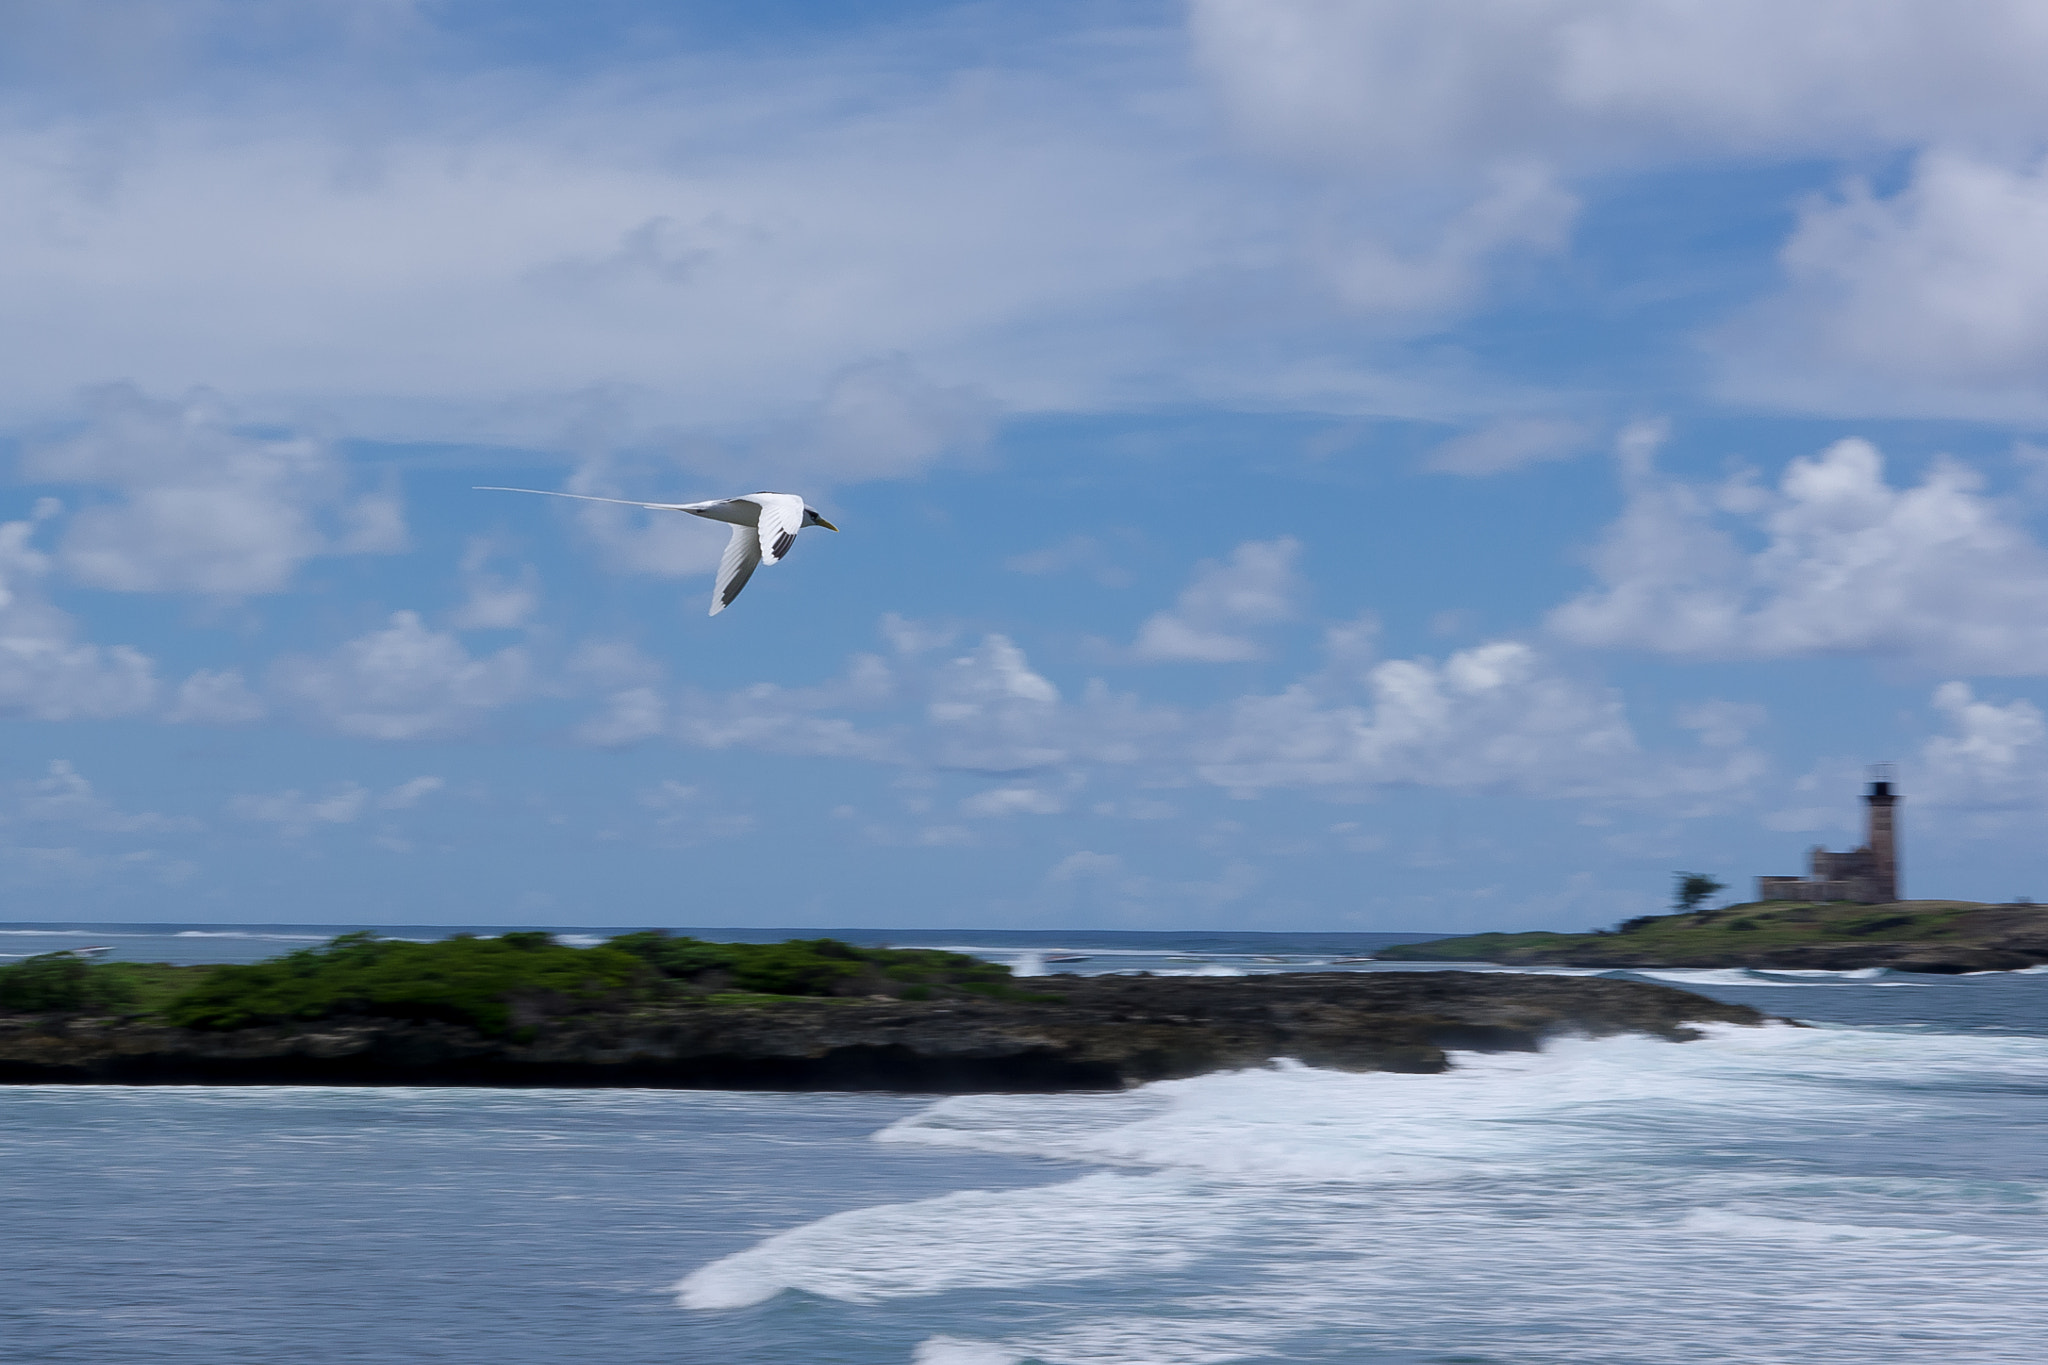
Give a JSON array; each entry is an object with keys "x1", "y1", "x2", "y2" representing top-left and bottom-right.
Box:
[{"x1": 475, "y1": 487, "x2": 838, "y2": 615}]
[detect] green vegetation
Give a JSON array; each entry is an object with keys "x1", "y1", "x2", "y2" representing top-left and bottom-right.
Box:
[
  {"x1": 0, "y1": 955, "x2": 210, "y2": 1015},
  {"x1": 1374, "y1": 900, "x2": 1995, "y2": 966},
  {"x1": 606, "y1": 931, "x2": 1046, "y2": 1001},
  {"x1": 1673, "y1": 872, "x2": 1726, "y2": 911},
  {"x1": 0, "y1": 953, "x2": 136, "y2": 1013},
  {"x1": 163, "y1": 931, "x2": 647, "y2": 1033},
  {"x1": 100, "y1": 961, "x2": 214, "y2": 1013},
  {"x1": 0, "y1": 930, "x2": 1047, "y2": 1032}
]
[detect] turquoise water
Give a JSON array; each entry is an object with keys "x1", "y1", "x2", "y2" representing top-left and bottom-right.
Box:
[{"x1": 3, "y1": 926, "x2": 2046, "y2": 1363}]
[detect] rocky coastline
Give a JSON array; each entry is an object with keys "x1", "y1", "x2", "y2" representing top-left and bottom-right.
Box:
[
  {"x1": 1377, "y1": 900, "x2": 2048, "y2": 973},
  {"x1": 0, "y1": 970, "x2": 1767, "y2": 1092}
]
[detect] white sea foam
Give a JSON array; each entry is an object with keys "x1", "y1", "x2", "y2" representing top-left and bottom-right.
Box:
[
  {"x1": 1679, "y1": 1207, "x2": 1992, "y2": 1247},
  {"x1": 1470, "y1": 963, "x2": 1614, "y2": 977},
  {"x1": 914, "y1": 946, "x2": 1168, "y2": 959},
  {"x1": 1629, "y1": 967, "x2": 1843, "y2": 987},
  {"x1": 875, "y1": 1028, "x2": 1972, "y2": 1181},
  {"x1": 1634, "y1": 966, "x2": 1938, "y2": 989},
  {"x1": 674, "y1": 1171, "x2": 1219, "y2": 1309},
  {"x1": 0, "y1": 929, "x2": 182, "y2": 938},
  {"x1": 1752, "y1": 967, "x2": 1888, "y2": 978},
  {"x1": 684, "y1": 1026, "x2": 2048, "y2": 1363},
  {"x1": 172, "y1": 931, "x2": 329, "y2": 940},
  {"x1": 911, "y1": 1338, "x2": 1021, "y2": 1365},
  {"x1": 1374, "y1": 961, "x2": 1617, "y2": 978}
]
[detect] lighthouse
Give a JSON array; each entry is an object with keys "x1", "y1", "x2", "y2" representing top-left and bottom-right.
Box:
[
  {"x1": 1755, "y1": 767, "x2": 1901, "y2": 905},
  {"x1": 1864, "y1": 767, "x2": 1900, "y2": 903}
]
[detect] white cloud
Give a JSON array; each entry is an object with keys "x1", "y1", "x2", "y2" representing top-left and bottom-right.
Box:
[
  {"x1": 927, "y1": 635, "x2": 1066, "y2": 771},
  {"x1": 1187, "y1": 0, "x2": 2048, "y2": 403},
  {"x1": 553, "y1": 358, "x2": 979, "y2": 581},
  {"x1": 1551, "y1": 436, "x2": 2048, "y2": 673},
  {"x1": 668, "y1": 657, "x2": 906, "y2": 765},
  {"x1": 1313, "y1": 162, "x2": 1579, "y2": 317},
  {"x1": 230, "y1": 774, "x2": 443, "y2": 835},
  {"x1": 377, "y1": 776, "x2": 444, "y2": 810},
  {"x1": 633, "y1": 778, "x2": 754, "y2": 845},
  {"x1": 39, "y1": 0, "x2": 2034, "y2": 447},
  {"x1": 1132, "y1": 538, "x2": 1303, "y2": 663},
  {"x1": 165, "y1": 669, "x2": 266, "y2": 724},
  {"x1": 229, "y1": 784, "x2": 369, "y2": 836},
  {"x1": 21, "y1": 385, "x2": 406, "y2": 595},
  {"x1": 1004, "y1": 534, "x2": 1133, "y2": 587},
  {"x1": 449, "y1": 538, "x2": 539, "y2": 630},
  {"x1": 6, "y1": 2, "x2": 2048, "y2": 442},
  {"x1": 1918, "y1": 682, "x2": 2048, "y2": 813},
  {"x1": 0, "y1": 20, "x2": 1291, "y2": 436},
  {"x1": 576, "y1": 686, "x2": 670, "y2": 748},
  {"x1": 583, "y1": 619, "x2": 1160, "y2": 775},
  {"x1": 1425, "y1": 416, "x2": 1594, "y2": 476},
  {"x1": 752, "y1": 356, "x2": 995, "y2": 487},
  {"x1": 547, "y1": 463, "x2": 727, "y2": 583},
  {"x1": 0, "y1": 510, "x2": 158, "y2": 720},
  {"x1": 1193, "y1": 640, "x2": 1648, "y2": 798},
  {"x1": 1190, "y1": 1, "x2": 2048, "y2": 171},
  {"x1": 564, "y1": 639, "x2": 664, "y2": 690},
  {"x1": 4, "y1": 760, "x2": 197, "y2": 834},
  {"x1": 1048, "y1": 850, "x2": 1124, "y2": 883},
  {"x1": 1676, "y1": 700, "x2": 1767, "y2": 751},
  {"x1": 599, "y1": 614, "x2": 1755, "y2": 811},
  {"x1": 639, "y1": 780, "x2": 700, "y2": 817},
  {"x1": 336, "y1": 487, "x2": 407, "y2": 555},
  {"x1": 1721, "y1": 153, "x2": 2048, "y2": 416},
  {"x1": 271, "y1": 610, "x2": 529, "y2": 740},
  {"x1": 611, "y1": 625, "x2": 1083, "y2": 772},
  {"x1": 962, "y1": 784, "x2": 1068, "y2": 818}
]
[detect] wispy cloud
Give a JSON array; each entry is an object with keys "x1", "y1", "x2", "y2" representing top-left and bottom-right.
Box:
[
  {"x1": 271, "y1": 612, "x2": 529, "y2": 740},
  {"x1": 23, "y1": 385, "x2": 405, "y2": 595},
  {"x1": 1132, "y1": 539, "x2": 1304, "y2": 664}
]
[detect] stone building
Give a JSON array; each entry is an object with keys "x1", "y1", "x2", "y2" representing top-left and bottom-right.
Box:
[{"x1": 1755, "y1": 770, "x2": 1900, "y2": 904}]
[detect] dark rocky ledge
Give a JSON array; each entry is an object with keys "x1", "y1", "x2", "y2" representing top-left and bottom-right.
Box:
[{"x1": 0, "y1": 972, "x2": 1767, "y2": 1092}]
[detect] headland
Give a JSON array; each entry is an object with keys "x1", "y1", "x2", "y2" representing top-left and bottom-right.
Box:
[
  {"x1": 1375, "y1": 899, "x2": 2048, "y2": 972},
  {"x1": 0, "y1": 931, "x2": 1765, "y2": 1091}
]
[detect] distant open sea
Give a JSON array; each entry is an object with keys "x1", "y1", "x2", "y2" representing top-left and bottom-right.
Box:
[{"x1": 4, "y1": 922, "x2": 2045, "y2": 1364}]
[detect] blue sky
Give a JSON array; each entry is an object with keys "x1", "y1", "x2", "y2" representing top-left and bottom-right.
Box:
[{"x1": 6, "y1": 0, "x2": 2048, "y2": 931}]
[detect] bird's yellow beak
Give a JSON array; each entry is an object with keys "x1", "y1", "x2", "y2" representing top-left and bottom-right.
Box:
[{"x1": 814, "y1": 516, "x2": 839, "y2": 532}]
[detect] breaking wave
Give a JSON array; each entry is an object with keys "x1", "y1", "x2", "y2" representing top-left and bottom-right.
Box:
[{"x1": 680, "y1": 1025, "x2": 2048, "y2": 1364}]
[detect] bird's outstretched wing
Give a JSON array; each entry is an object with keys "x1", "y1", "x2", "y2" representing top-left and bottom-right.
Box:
[
  {"x1": 747, "y1": 493, "x2": 807, "y2": 564},
  {"x1": 478, "y1": 485, "x2": 817, "y2": 615},
  {"x1": 710, "y1": 523, "x2": 763, "y2": 616},
  {"x1": 670, "y1": 498, "x2": 753, "y2": 523},
  {"x1": 474, "y1": 486, "x2": 693, "y2": 511}
]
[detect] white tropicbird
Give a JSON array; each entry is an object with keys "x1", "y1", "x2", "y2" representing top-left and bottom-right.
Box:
[{"x1": 476, "y1": 487, "x2": 838, "y2": 615}]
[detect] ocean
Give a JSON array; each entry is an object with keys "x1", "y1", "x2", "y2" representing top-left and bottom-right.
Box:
[{"x1": 3, "y1": 924, "x2": 2045, "y2": 1364}]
